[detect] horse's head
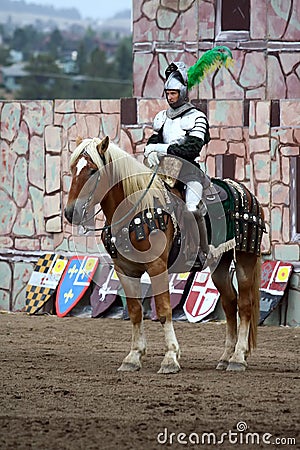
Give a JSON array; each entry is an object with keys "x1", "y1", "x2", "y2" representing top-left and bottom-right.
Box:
[{"x1": 64, "y1": 136, "x2": 109, "y2": 225}]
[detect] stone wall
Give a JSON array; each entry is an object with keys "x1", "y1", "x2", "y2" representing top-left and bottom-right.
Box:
[
  {"x1": 1, "y1": 97, "x2": 299, "y2": 311},
  {"x1": 131, "y1": 0, "x2": 300, "y2": 325},
  {"x1": 133, "y1": 0, "x2": 300, "y2": 100},
  {"x1": 0, "y1": 0, "x2": 299, "y2": 313}
]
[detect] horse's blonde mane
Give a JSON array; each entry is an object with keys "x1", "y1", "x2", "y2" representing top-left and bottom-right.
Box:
[{"x1": 70, "y1": 138, "x2": 166, "y2": 211}]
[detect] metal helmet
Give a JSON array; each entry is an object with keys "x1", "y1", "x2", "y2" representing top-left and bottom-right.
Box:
[{"x1": 164, "y1": 61, "x2": 188, "y2": 108}]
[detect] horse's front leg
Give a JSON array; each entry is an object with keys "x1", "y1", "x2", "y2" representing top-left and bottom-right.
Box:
[
  {"x1": 156, "y1": 293, "x2": 181, "y2": 374},
  {"x1": 117, "y1": 273, "x2": 146, "y2": 372},
  {"x1": 150, "y1": 271, "x2": 180, "y2": 374}
]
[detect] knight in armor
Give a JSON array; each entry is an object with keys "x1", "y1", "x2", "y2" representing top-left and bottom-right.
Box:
[
  {"x1": 144, "y1": 61, "x2": 211, "y2": 266},
  {"x1": 144, "y1": 47, "x2": 234, "y2": 267}
]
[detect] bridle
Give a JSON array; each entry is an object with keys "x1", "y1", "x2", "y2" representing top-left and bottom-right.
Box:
[
  {"x1": 77, "y1": 151, "x2": 161, "y2": 234},
  {"x1": 78, "y1": 149, "x2": 104, "y2": 229}
]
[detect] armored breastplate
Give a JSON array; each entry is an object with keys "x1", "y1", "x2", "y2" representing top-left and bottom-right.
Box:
[{"x1": 162, "y1": 116, "x2": 186, "y2": 145}]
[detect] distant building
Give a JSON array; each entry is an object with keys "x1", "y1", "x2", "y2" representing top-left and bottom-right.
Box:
[
  {"x1": 9, "y1": 50, "x2": 23, "y2": 63},
  {"x1": 1, "y1": 62, "x2": 27, "y2": 91}
]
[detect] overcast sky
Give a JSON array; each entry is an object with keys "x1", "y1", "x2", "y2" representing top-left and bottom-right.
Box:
[{"x1": 23, "y1": 0, "x2": 132, "y2": 20}]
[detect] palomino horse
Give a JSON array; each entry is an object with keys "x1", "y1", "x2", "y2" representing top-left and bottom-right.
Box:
[{"x1": 64, "y1": 136, "x2": 265, "y2": 373}]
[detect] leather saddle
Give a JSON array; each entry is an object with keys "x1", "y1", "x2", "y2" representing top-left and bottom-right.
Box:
[
  {"x1": 157, "y1": 155, "x2": 228, "y2": 204},
  {"x1": 203, "y1": 179, "x2": 228, "y2": 203}
]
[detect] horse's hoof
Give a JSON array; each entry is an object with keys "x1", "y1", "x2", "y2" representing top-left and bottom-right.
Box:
[
  {"x1": 216, "y1": 360, "x2": 229, "y2": 370},
  {"x1": 158, "y1": 363, "x2": 180, "y2": 375},
  {"x1": 117, "y1": 362, "x2": 141, "y2": 372},
  {"x1": 226, "y1": 361, "x2": 247, "y2": 372}
]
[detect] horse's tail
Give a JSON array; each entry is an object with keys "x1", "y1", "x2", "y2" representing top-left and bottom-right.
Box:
[{"x1": 249, "y1": 256, "x2": 261, "y2": 352}]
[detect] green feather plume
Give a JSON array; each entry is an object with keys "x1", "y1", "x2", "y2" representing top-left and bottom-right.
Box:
[{"x1": 187, "y1": 46, "x2": 233, "y2": 90}]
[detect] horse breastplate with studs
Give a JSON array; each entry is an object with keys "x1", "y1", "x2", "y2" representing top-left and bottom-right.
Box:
[{"x1": 102, "y1": 208, "x2": 169, "y2": 259}]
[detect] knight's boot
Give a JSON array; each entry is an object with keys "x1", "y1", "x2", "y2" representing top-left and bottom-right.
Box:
[
  {"x1": 193, "y1": 209, "x2": 210, "y2": 268},
  {"x1": 184, "y1": 207, "x2": 210, "y2": 270}
]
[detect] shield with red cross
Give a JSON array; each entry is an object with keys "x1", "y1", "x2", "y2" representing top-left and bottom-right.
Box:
[
  {"x1": 183, "y1": 268, "x2": 219, "y2": 323},
  {"x1": 56, "y1": 256, "x2": 99, "y2": 317}
]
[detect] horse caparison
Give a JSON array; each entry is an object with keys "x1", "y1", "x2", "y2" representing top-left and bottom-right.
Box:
[{"x1": 65, "y1": 136, "x2": 264, "y2": 373}]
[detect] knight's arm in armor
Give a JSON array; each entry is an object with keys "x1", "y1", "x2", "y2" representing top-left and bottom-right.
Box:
[
  {"x1": 145, "y1": 132, "x2": 205, "y2": 166},
  {"x1": 166, "y1": 111, "x2": 209, "y2": 161},
  {"x1": 147, "y1": 130, "x2": 163, "y2": 145},
  {"x1": 144, "y1": 130, "x2": 168, "y2": 166},
  {"x1": 144, "y1": 109, "x2": 209, "y2": 169},
  {"x1": 167, "y1": 135, "x2": 205, "y2": 162}
]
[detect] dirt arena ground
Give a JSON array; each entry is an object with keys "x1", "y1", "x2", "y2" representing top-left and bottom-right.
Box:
[{"x1": 0, "y1": 313, "x2": 299, "y2": 450}]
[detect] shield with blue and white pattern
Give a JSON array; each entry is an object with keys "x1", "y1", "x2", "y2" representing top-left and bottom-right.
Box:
[{"x1": 56, "y1": 256, "x2": 99, "y2": 317}]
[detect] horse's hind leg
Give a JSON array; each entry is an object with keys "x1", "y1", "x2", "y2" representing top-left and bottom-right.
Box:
[
  {"x1": 117, "y1": 273, "x2": 147, "y2": 372},
  {"x1": 211, "y1": 251, "x2": 238, "y2": 370},
  {"x1": 227, "y1": 252, "x2": 260, "y2": 372}
]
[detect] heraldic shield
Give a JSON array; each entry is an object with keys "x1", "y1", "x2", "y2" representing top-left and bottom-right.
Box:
[
  {"x1": 56, "y1": 256, "x2": 99, "y2": 317},
  {"x1": 183, "y1": 268, "x2": 220, "y2": 323}
]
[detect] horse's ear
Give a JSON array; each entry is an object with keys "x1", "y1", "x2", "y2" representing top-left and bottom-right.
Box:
[
  {"x1": 76, "y1": 136, "x2": 83, "y2": 146},
  {"x1": 98, "y1": 136, "x2": 109, "y2": 155}
]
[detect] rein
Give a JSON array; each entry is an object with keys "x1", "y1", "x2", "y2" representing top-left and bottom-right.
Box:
[{"x1": 81, "y1": 161, "x2": 160, "y2": 234}]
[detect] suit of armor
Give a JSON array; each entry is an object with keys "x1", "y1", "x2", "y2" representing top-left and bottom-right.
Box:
[
  {"x1": 144, "y1": 61, "x2": 211, "y2": 266},
  {"x1": 146, "y1": 105, "x2": 210, "y2": 211}
]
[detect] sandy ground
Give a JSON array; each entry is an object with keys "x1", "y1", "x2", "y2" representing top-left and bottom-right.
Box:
[{"x1": 0, "y1": 313, "x2": 299, "y2": 450}]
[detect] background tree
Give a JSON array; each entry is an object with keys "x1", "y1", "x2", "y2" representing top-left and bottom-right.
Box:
[
  {"x1": 0, "y1": 46, "x2": 10, "y2": 65},
  {"x1": 46, "y1": 28, "x2": 64, "y2": 59},
  {"x1": 16, "y1": 53, "x2": 73, "y2": 99},
  {"x1": 3, "y1": 23, "x2": 133, "y2": 100},
  {"x1": 11, "y1": 25, "x2": 43, "y2": 59},
  {"x1": 115, "y1": 36, "x2": 132, "y2": 81},
  {"x1": 74, "y1": 45, "x2": 132, "y2": 99}
]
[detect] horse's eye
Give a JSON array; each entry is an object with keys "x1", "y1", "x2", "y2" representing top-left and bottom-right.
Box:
[{"x1": 90, "y1": 168, "x2": 98, "y2": 175}]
